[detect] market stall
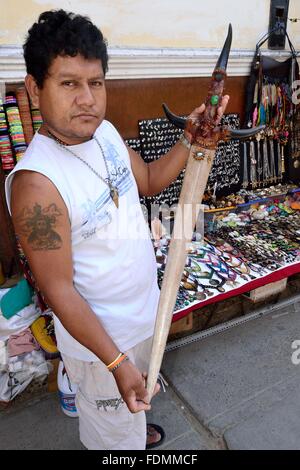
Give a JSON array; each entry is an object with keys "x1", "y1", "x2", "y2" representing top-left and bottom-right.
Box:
[
  {"x1": 1, "y1": 83, "x2": 300, "y2": 312},
  {"x1": 1, "y1": 32, "x2": 300, "y2": 402},
  {"x1": 155, "y1": 189, "x2": 300, "y2": 323}
]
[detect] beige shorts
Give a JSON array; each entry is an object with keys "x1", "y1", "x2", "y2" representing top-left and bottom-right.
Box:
[{"x1": 61, "y1": 336, "x2": 152, "y2": 450}]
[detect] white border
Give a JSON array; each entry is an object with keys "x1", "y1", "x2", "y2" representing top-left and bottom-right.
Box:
[{"x1": 0, "y1": 45, "x2": 296, "y2": 83}]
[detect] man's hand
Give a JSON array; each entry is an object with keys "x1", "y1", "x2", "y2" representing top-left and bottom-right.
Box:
[
  {"x1": 113, "y1": 360, "x2": 160, "y2": 413},
  {"x1": 184, "y1": 94, "x2": 230, "y2": 142}
]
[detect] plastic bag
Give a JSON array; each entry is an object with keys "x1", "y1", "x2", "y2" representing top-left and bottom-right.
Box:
[
  {"x1": 0, "y1": 340, "x2": 7, "y2": 372},
  {"x1": 0, "y1": 349, "x2": 52, "y2": 402},
  {"x1": 0, "y1": 289, "x2": 41, "y2": 341}
]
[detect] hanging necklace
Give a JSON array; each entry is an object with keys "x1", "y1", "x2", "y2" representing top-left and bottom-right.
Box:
[
  {"x1": 47, "y1": 129, "x2": 119, "y2": 208},
  {"x1": 242, "y1": 141, "x2": 249, "y2": 189}
]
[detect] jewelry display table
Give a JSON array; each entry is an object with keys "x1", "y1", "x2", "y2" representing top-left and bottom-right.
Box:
[{"x1": 157, "y1": 194, "x2": 300, "y2": 324}]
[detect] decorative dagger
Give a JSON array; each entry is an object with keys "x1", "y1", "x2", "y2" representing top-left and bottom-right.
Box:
[{"x1": 146, "y1": 24, "x2": 265, "y2": 398}]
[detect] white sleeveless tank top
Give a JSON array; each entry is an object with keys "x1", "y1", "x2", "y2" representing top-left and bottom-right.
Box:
[{"x1": 5, "y1": 120, "x2": 159, "y2": 361}]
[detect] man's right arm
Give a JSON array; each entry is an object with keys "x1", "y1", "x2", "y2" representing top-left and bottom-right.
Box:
[{"x1": 10, "y1": 170, "x2": 153, "y2": 412}]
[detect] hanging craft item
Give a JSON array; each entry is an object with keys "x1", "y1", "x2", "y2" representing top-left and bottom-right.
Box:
[
  {"x1": 146, "y1": 24, "x2": 263, "y2": 398},
  {"x1": 138, "y1": 117, "x2": 184, "y2": 208},
  {"x1": 289, "y1": 98, "x2": 300, "y2": 180},
  {"x1": 0, "y1": 98, "x2": 7, "y2": 133},
  {"x1": 243, "y1": 27, "x2": 300, "y2": 186},
  {"x1": 30, "y1": 100, "x2": 43, "y2": 133},
  {"x1": 16, "y1": 87, "x2": 34, "y2": 145},
  {"x1": 5, "y1": 92, "x2": 27, "y2": 163},
  {"x1": 207, "y1": 113, "x2": 240, "y2": 196},
  {"x1": 125, "y1": 137, "x2": 141, "y2": 154},
  {"x1": 0, "y1": 97, "x2": 15, "y2": 172},
  {"x1": 138, "y1": 114, "x2": 241, "y2": 211}
]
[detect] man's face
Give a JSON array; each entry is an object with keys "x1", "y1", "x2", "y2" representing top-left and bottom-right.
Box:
[
  {"x1": 35, "y1": 218, "x2": 48, "y2": 235},
  {"x1": 32, "y1": 54, "x2": 106, "y2": 144}
]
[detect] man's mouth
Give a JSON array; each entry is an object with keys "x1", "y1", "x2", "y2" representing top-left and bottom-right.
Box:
[{"x1": 73, "y1": 114, "x2": 98, "y2": 119}]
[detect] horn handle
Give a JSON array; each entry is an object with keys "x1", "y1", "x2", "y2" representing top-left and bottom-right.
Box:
[
  {"x1": 219, "y1": 124, "x2": 266, "y2": 141},
  {"x1": 162, "y1": 103, "x2": 187, "y2": 130},
  {"x1": 228, "y1": 125, "x2": 266, "y2": 140}
]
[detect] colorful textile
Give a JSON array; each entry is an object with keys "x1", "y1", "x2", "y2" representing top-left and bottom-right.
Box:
[
  {"x1": 0, "y1": 279, "x2": 34, "y2": 320},
  {"x1": 8, "y1": 327, "x2": 40, "y2": 357}
]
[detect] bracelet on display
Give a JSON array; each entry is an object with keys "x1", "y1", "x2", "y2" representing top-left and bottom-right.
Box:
[{"x1": 179, "y1": 133, "x2": 191, "y2": 150}]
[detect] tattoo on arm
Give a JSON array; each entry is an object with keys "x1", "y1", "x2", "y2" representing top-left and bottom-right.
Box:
[{"x1": 15, "y1": 202, "x2": 63, "y2": 251}]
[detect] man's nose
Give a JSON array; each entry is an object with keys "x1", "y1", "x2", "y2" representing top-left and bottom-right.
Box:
[{"x1": 75, "y1": 84, "x2": 96, "y2": 107}]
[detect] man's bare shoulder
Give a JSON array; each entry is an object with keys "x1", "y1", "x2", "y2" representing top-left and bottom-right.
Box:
[
  {"x1": 12, "y1": 170, "x2": 55, "y2": 194},
  {"x1": 10, "y1": 170, "x2": 70, "y2": 253},
  {"x1": 11, "y1": 170, "x2": 68, "y2": 224}
]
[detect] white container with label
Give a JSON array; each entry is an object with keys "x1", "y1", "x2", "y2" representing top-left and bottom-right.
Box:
[{"x1": 57, "y1": 360, "x2": 78, "y2": 417}]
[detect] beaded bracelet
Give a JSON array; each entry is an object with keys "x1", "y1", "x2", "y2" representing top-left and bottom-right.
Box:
[
  {"x1": 179, "y1": 133, "x2": 191, "y2": 150},
  {"x1": 109, "y1": 355, "x2": 129, "y2": 373},
  {"x1": 106, "y1": 352, "x2": 123, "y2": 370}
]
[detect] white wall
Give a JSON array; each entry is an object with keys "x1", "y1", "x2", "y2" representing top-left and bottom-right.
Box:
[
  {"x1": 1, "y1": 0, "x2": 299, "y2": 82},
  {"x1": 0, "y1": 0, "x2": 299, "y2": 50}
]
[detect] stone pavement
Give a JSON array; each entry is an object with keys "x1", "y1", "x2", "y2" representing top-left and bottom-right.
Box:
[
  {"x1": 156, "y1": 299, "x2": 300, "y2": 450},
  {"x1": 0, "y1": 299, "x2": 300, "y2": 450}
]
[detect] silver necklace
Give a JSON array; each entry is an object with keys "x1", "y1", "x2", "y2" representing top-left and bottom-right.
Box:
[
  {"x1": 47, "y1": 130, "x2": 119, "y2": 208},
  {"x1": 242, "y1": 142, "x2": 249, "y2": 189},
  {"x1": 262, "y1": 137, "x2": 270, "y2": 185},
  {"x1": 249, "y1": 140, "x2": 257, "y2": 188}
]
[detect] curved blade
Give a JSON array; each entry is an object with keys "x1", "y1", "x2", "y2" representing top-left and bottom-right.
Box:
[
  {"x1": 229, "y1": 125, "x2": 265, "y2": 140},
  {"x1": 215, "y1": 23, "x2": 232, "y2": 71},
  {"x1": 162, "y1": 103, "x2": 187, "y2": 130}
]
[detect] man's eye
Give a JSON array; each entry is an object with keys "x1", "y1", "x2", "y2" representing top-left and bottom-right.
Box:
[
  {"x1": 62, "y1": 81, "x2": 75, "y2": 87},
  {"x1": 91, "y1": 81, "x2": 103, "y2": 87}
]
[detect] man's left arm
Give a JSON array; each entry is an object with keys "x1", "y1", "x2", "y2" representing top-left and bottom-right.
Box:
[
  {"x1": 127, "y1": 136, "x2": 190, "y2": 197},
  {"x1": 127, "y1": 97, "x2": 229, "y2": 196}
]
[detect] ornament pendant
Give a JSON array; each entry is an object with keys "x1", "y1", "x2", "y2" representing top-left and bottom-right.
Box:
[
  {"x1": 294, "y1": 159, "x2": 300, "y2": 169},
  {"x1": 110, "y1": 187, "x2": 119, "y2": 208}
]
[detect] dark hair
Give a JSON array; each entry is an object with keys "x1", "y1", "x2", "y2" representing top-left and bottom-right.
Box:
[{"x1": 23, "y1": 9, "x2": 108, "y2": 88}]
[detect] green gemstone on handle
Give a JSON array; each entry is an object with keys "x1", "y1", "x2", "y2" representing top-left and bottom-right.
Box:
[{"x1": 211, "y1": 95, "x2": 219, "y2": 106}]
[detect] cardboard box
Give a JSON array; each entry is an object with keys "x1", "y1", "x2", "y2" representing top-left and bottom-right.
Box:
[
  {"x1": 169, "y1": 312, "x2": 193, "y2": 335},
  {"x1": 244, "y1": 278, "x2": 287, "y2": 303}
]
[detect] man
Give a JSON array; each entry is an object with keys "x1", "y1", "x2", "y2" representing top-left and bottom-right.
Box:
[{"x1": 5, "y1": 10, "x2": 229, "y2": 449}]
